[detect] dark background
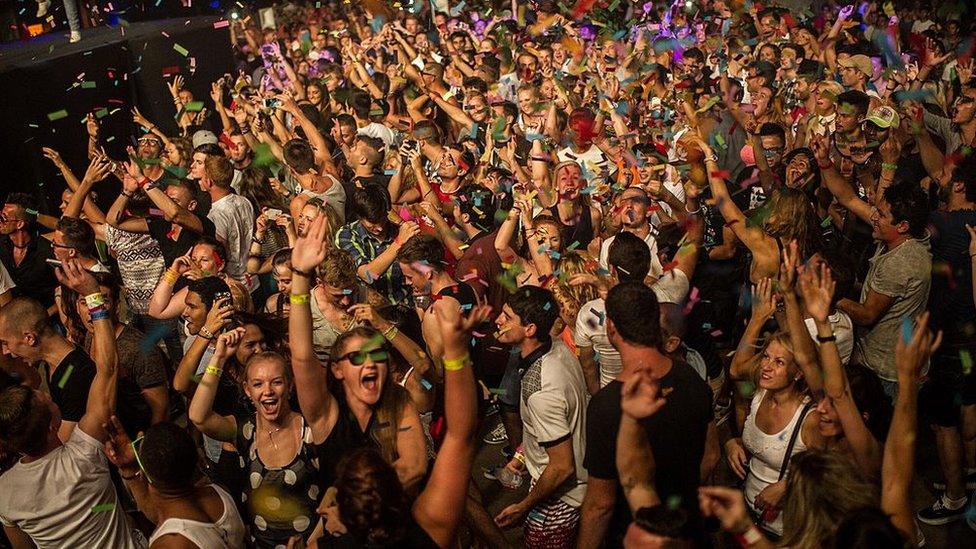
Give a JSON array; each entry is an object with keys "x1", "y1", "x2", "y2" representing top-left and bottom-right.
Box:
[{"x1": 0, "y1": 16, "x2": 233, "y2": 213}]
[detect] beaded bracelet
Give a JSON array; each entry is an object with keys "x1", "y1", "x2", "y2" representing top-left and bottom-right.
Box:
[
  {"x1": 289, "y1": 293, "x2": 310, "y2": 305},
  {"x1": 443, "y1": 355, "x2": 472, "y2": 371}
]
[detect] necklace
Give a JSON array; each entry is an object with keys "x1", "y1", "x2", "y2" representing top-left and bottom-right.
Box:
[{"x1": 266, "y1": 426, "x2": 283, "y2": 450}]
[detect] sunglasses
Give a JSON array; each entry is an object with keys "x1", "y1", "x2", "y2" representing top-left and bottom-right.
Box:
[{"x1": 337, "y1": 348, "x2": 389, "y2": 366}]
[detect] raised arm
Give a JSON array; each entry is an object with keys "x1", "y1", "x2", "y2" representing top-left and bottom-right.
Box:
[
  {"x1": 289, "y1": 215, "x2": 338, "y2": 440},
  {"x1": 799, "y1": 263, "x2": 882, "y2": 476},
  {"x1": 149, "y1": 254, "x2": 194, "y2": 319},
  {"x1": 188, "y1": 329, "x2": 241, "y2": 442},
  {"x1": 413, "y1": 296, "x2": 490, "y2": 547},
  {"x1": 617, "y1": 369, "x2": 667, "y2": 512},
  {"x1": 811, "y1": 135, "x2": 874, "y2": 225},
  {"x1": 172, "y1": 297, "x2": 233, "y2": 396},
  {"x1": 884, "y1": 312, "x2": 941, "y2": 542},
  {"x1": 59, "y1": 261, "x2": 117, "y2": 442},
  {"x1": 63, "y1": 156, "x2": 111, "y2": 223},
  {"x1": 730, "y1": 278, "x2": 776, "y2": 380},
  {"x1": 779, "y1": 241, "x2": 821, "y2": 393}
]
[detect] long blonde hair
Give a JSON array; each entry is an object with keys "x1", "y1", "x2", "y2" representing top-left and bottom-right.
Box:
[{"x1": 780, "y1": 450, "x2": 879, "y2": 548}]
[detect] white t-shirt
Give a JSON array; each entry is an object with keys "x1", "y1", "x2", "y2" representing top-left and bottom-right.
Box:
[
  {"x1": 0, "y1": 262, "x2": 15, "y2": 295},
  {"x1": 207, "y1": 193, "x2": 255, "y2": 284},
  {"x1": 804, "y1": 312, "x2": 855, "y2": 366},
  {"x1": 300, "y1": 175, "x2": 347, "y2": 224},
  {"x1": 357, "y1": 122, "x2": 397, "y2": 151},
  {"x1": 652, "y1": 268, "x2": 690, "y2": 305},
  {"x1": 574, "y1": 298, "x2": 621, "y2": 388},
  {"x1": 598, "y1": 231, "x2": 664, "y2": 280},
  {"x1": 520, "y1": 340, "x2": 590, "y2": 508},
  {"x1": 0, "y1": 427, "x2": 146, "y2": 549}
]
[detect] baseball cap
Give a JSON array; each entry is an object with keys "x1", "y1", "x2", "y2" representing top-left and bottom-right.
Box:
[
  {"x1": 838, "y1": 54, "x2": 873, "y2": 78},
  {"x1": 865, "y1": 106, "x2": 900, "y2": 129},
  {"x1": 192, "y1": 130, "x2": 219, "y2": 149}
]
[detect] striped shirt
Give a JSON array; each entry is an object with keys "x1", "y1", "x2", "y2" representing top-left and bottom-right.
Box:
[{"x1": 334, "y1": 221, "x2": 409, "y2": 305}]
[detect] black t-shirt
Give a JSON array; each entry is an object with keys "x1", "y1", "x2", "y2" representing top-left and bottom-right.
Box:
[
  {"x1": 0, "y1": 234, "x2": 58, "y2": 308},
  {"x1": 147, "y1": 214, "x2": 217, "y2": 266},
  {"x1": 315, "y1": 397, "x2": 377, "y2": 489},
  {"x1": 583, "y1": 360, "x2": 713, "y2": 548},
  {"x1": 928, "y1": 209, "x2": 976, "y2": 338},
  {"x1": 46, "y1": 348, "x2": 152, "y2": 438}
]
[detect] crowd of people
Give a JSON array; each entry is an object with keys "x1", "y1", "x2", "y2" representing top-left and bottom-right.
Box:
[{"x1": 1, "y1": 0, "x2": 975, "y2": 547}]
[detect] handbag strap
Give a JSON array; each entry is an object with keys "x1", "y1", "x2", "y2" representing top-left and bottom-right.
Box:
[{"x1": 777, "y1": 399, "x2": 813, "y2": 481}]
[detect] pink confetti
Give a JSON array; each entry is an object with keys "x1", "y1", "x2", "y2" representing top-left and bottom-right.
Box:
[{"x1": 213, "y1": 20, "x2": 230, "y2": 29}]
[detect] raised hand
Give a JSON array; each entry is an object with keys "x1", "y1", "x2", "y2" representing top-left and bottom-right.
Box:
[
  {"x1": 698, "y1": 486, "x2": 757, "y2": 537},
  {"x1": 838, "y1": 5, "x2": 855, "y2": 20},
  {"x1": 83, "y1": 155, "x2": 112, "y2": 184},
  {"x1": 433, "y1": 292, "x2": 491, "y2": 353},
  {"x1": 55, "y1": 259, "x2": 99, "y2": 295},
  {"x1": 213, "y1": 327, "x2": 246, "y2": 362},
  {"x1": 798, "y1": 262, "x2": 835, "y2": 324},
  {"x1": 291, "y1": 210, "x2": 330, "y2": 274},
  {"x1": 210, "y1": 81, "x2": 224, "y2": 105},
  {"x1": 778, "y1": 240, "x2": 799, "y2": 295},
  {"x1": 86, "y1": 113, "x2": 99, "y2": 138},
  {"x1": 102, "y1": 415, "x2": 139, "y2": 473},
  {"x1": 750, "y1": 277, "x2": 777, "y2": 322},
  {"x1": 204, "y1": 296, "x2": 235, "y2": 337},
  {"x1": 171, "y1": 251, "x2": 194, "y2": 275},
  {"x1": 41, "y1": 147, "x2": 64, "y2": 167},
  {"x1": 131, "y1": 107, "x2": 150, "y2": 128},
  {"x1": 397, "y1": 220, "x2": 420, "y2": 244},
  {"x1": 620, "y1": 369, "x2": 667, "y2": 420},
  {"x1": 894, "y1": 312, "x2": 942, "y2": 382}
]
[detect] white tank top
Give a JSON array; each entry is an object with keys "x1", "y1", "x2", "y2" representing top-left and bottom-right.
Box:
[
  {"x1": 742, "y1": 389, "x2": 811, "y2": 535},
  {"x1": 148, "y1": 485, "x2": 245, "y2": 549}
]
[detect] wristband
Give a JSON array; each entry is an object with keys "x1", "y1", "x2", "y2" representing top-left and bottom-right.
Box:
[
  {"x1": 289, "y1": 293, "x2": 310, "y2": 305},
  {"x1": 89, "y1": 309, "x2": 110, "y2": 321},
  {"x1": 816, "y1": 334, "x2": 837, "y2": 343},
  {"x1": 881, "y1": 162, "x2": 898, "y2": 171},
  {"x1": 199, "y1": 326, "x2": 216, "y2": 340},
  {"x1": 121, "y1": 191, "x2": 133, "y2": 198},
  {"x1": 382, "y1": 325, "x2": 399, "y2": 340},
  {"x1": 84, "y1": 292, "x2": 106, "y2": 308},
  {"x1": 162, "y1": 268, "x2": 180, "y2": 285},
  {"x1": 513, "y1": 452, "x2": 526, "y2": 464},
  {"x1": 204, "y1": 364, "x2": 223, "y2": 377},
  {"x1": 443, "y1": 355, "x2": 472, "y2": 371},
  {"x1": 138, "y1": 177, "x2": 151, "y2": 188},
  {"x1": 734, "y1": 525, "x2": 765, "y2": 547}
]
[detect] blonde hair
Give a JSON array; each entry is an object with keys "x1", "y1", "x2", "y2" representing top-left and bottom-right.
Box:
[
  {"x1": 762, "y1": 188, "x2": 821, "y2": 261},
  {"x1": 557, "y1": 251, "x2": 599, "y2": 305},
  {"x1": 780, "y1": 450, "x2": 879, "y2": 548}
]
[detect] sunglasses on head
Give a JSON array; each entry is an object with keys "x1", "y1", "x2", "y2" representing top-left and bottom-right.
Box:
[{"x1": 337, "y1": 348, "x2": 389, "y2": 366}]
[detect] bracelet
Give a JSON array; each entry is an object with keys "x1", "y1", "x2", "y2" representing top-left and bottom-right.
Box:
[
  {"x1": 684, "y1": 203, "x2": 702, "y2": 214},
  {"x1": 204, "y1": 364, "x2": 224, "y2": 377},
  {"x1": 816, "y1": 334, "x2": 837, "y2": 343},
  {"x1": 121, "y1": 191, "x2": 133, "y2": 198},
  {"x1": 84, "y1": 292, "x2": 106, "y2": 308},
  {"x1": 289, "y1": 293, "x2": 310, "y2": 305},
  {"x1": 162, "y1": 268, "x2": 180, "y2": 285},
  {"x1": 199, "y1": 326, "x2": 216, "y2": 340},
  {"x1": 513, "y1": 452, "x2": 526, "y2": 464},
  {"x1": 120, "y1": 470, "x2": 142, "y2": 480},
  {"x1": 881, "y1": 162, "x2": 898, "y2": 171},
  {"x1": 734, "y1": 525, "x2": 765, "y2": 547},
  {"x1": 443, "y1": 355, "x2": 472, "y2": 371},
  {"x1": 382, "y1": 325, "x2": 399, "y2": 340},
  {"x1": 138, "y1": 177, "x2": 151, "y2": 188},
  {"x1": 89, "y1": 309, "x2": 110, "y2": 321}
]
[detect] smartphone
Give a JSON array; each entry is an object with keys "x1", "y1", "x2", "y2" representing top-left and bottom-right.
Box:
[
  {"x1": 45, "y1": 258, "x2": 63, "y2": 268},
  {"x1": 353, "y1": 285, "x2": 369, "y2": 305},
  {"x1": 262, "y1": 98, "x2": 281, "y2": 110},
  {"x1": 214, "y1": 291, "x2": 232, "y2": 305},
  {"x1": 265, "y1": 208, "x2": 283, "y2": 220}
]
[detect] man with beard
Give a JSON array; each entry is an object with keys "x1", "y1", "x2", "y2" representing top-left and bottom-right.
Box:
[
  {"x1": 597, "y1": 186, "x2": 664, "y2": 281},
  {"x1": 0, "y1": 194, "x2": 58, "y2": 310}
]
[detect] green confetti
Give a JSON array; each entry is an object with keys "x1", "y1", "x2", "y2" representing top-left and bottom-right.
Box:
[
  {"x1": 666, "y1": 495, "x2": 682, "y2": 510},
  {"x1": 47, "y1": 110, "x2": 69, "y2": 122},
  {"x1": 95, "y1": 108, "x2": 109, "y2": 119},
  {"x1": 173, "y1": 43, "x2": 189, "y2": 57},
  {"x1": 57, "y1": 364, "x2": 75, "y2": 389},
  {"x1": 184, "y1": 101, "x2": 205, "y2": 112},
  {"x1": 91, "y1": 503, "x2": 115, "y2": 513},
  {"x1": 81, "y1": 81, "x2": 96, "y2": 89},
  {"x1": 821, "y1": 216, "x2": 833, "y2": 228},
  {"x1": 489, "y1": 388, "x2": 508, "y2": 396},
  {"x1": 961, "y1": 351, "x2": 973, "y2": 375}
]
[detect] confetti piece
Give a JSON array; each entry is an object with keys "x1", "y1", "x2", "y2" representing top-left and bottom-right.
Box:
[
  {"x1": 213, "y1": 19, "x2": 230, "y2": 29},
  {"x1": 91, "y1": 503, "x2": 115, "y2": 513},
  {"x1": 901, "y1": 316, "x2": 912, "y2": 343},
  {"x1": 57, "y1": 364, "x2": 74, "y2": 389},
  {"x1": 47, "y1": 110, "x2": 69, "y2": 121},
  {"x1": 173, "y1": 43, "x2": 189, "y2": 56}
]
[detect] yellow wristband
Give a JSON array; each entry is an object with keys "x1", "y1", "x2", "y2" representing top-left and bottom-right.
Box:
[
  {"x1": 289, "y1": 293, "x2": 310, "y2": 305},
  {"x1": 84, "y1": 293, "x2": 105, "y2": 308},
  {"x1": 443, "y1": 355, "x2": 472, "y2": 371},
  {"x1": 204, "y1": 364, "x2": 223, "y2": 377}
]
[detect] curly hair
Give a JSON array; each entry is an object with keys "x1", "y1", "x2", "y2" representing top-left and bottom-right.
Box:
[{"x1": 335, "y1": 448, "x2": 409, "y2": 545}]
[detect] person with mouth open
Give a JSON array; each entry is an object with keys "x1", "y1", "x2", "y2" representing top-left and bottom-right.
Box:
[{"x1": 188, "y1": 325, "x2": 325, "y2": 548}]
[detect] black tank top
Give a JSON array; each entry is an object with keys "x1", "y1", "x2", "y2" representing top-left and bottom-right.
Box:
[{"x1": 547, "y1": 202, "x2": 595, "y2": 249}]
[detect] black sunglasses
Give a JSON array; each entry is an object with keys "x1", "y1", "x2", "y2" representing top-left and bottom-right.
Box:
[{"x1": 337, "y1": 348, "x2": 389, "y2": 366}]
